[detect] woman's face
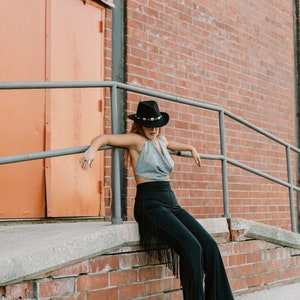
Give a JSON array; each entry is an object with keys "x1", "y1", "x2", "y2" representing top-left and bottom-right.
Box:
[{"x1": 141, "y1": 126, "x2": 160, "y2": 140}]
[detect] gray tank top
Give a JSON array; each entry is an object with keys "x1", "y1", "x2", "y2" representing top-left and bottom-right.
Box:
[{"x1": 135, "y1": 137, "x2": 174, "y2": 181}]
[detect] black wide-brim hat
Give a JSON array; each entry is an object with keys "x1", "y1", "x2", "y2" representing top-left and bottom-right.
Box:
[{"x1": 127, "y1": 100, "x2": 169, "y2": 128}]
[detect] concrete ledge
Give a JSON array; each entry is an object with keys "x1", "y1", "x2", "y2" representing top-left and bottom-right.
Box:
[
  {"x1": 0, "y1": 222, "x2": 139, "y2": 286},
  {"x1": 0, "y1": 218, "x2": 228, "y2": 286},
  {"x1": 198, "y1": 217, "x2": 229, "y2": 237},
  {"x1": 231, "y1": 218, "x2": 300, "y2": 250},
  {"x1": 2, "y1": 218, "x2": 299, "y2": 287}
]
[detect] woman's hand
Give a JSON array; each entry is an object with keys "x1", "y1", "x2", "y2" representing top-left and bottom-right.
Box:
[
  {"x1": 191, "y1": 147, "x2": 201, "y2": 167},
  {"x1": 166, "y1": 139, "x2": 202, "y2": 167},
  {"x1": 79, "y1": 133, "x2": 140, "y2": 171},
  {"x1": 80, "y1": 148, "x2": 96, "y2": 170}
]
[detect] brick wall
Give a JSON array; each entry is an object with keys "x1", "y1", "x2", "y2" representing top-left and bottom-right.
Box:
[
  {"x1": 101, "y1": 1, "x2": 297, "y2": 229},
  {"x1": 225, "y1": 239, "x2": 300, "y2": 295},
  {"x1": 1, "y1": 238, "x2": 300, "y2": 300}
]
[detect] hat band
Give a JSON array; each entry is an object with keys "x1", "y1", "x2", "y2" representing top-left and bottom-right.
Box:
[{"x1": 135, "y1": 114, "x2": 162, "y2": 122}]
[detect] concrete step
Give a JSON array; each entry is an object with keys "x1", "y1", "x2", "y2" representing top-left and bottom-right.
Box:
[{"x1": 235, "y1": 281, "x2": 300, "y2": 300}]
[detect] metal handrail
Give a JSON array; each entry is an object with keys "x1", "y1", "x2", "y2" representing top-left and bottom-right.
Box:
[{"x1": 0, "y1": 81, "x2": 299, "y2": 231}]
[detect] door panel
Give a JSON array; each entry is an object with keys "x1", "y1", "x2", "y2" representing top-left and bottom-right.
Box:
[
  {"x1": 0, "y1": 0, "x2": 105, "y2": 219},
  {"x1": 45, "y1": 0, "x2": 105, "y2": 217},
  {"x1": 0, "y1": 1, "x2": 46, "y2": 218}
]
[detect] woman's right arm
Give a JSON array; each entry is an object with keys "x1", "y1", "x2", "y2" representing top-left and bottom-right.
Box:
[{"x1": 80, "y1": 133, "x2": 140, "y2": 170}]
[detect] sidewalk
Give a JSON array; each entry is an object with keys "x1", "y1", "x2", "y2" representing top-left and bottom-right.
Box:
[{"x1": 235, "y1": 281, "x2": 300, "y2": 300}]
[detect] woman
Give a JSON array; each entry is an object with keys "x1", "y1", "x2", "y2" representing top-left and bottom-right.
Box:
[{"x1": 80, "y1": 100, "x2": 234, "y2": 300}]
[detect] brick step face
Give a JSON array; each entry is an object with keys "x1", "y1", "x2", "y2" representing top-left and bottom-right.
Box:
[{"x1": 1, "y1": 239, "x2": 300, "y2": 300}]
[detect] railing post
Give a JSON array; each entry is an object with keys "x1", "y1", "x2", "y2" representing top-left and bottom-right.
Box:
[
  {"x1": 286, "y1": 146, "x2": 297, "y2": 232},
  {"x1": 110, "y1": 84, "x2": 123, "y2": 224},
  {"x1": 219, "y1": 110, "x2": 230, "y2": 219}
]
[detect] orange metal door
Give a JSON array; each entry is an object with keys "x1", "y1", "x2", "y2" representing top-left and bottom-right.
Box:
[
  {"x1": 0, "y1": 0, "x2": 105, "y2": 219},
  {"x1": 45, "y1": 0, "x2": 105, "y2": 217},
  {"x1": 0, "y1": 0, "x2": 46, "y2": 218}
]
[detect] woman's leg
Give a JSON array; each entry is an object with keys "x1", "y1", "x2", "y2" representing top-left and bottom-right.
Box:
[
  {"x1": 173, "y1": 207, "x2": 234, "y2": 300},
  {"x1": 145, "y1": 205, "x2": 205, "y2": 300},
  {"x1": 134, "y1": 182, "x2": 233, "y2": 300}
]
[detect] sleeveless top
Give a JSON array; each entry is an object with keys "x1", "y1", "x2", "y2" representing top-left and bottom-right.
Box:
[{"x1": 135, "y1": 137, "x2": 174, "y2": 181}]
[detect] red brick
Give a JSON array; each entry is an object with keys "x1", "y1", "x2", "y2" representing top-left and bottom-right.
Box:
[
  {"x1": 109, "y1": 269, "x2": 138, "y2": 286},
  {"x1": 118, "y1": 252, "x2": 148, "y2": 270},
  {"x1": 233, "y1": 241, "x2": 252, "y2": 253},
  {"x1": 165, "y1": 290, "x2": 184, "y2": 300},
  {"x1": 3, "y1": 282, "x2": 34, "y2": 300},
  {"x1": 38, "y1": 278, "x2": 75, "y2": 298},
  {"x1": 264, "y1": 259, "x2": 286, "y2": 272},
  {"x1": 144, "y1": 289, "x2": 183, "y2": 300},
  {"x1": 52, "y1": 261, "x2": 89, "y2": 278},
  {"x1": 87, "y1": 287, "x2": 118, "y2": 300},
  {"x1": 119, "y1": 282, "x2": 147, "y2": 299},
  {"x1": 229, "y1": 276, "x2": 248, "y2": 292},
  {"x1": 247, "y1": 251, "x2": 263, "y2": 263},
  {"x1": 147, "y1": 278, "x2": 174, "y2": 295},
  {"x1": 219, "y1": 243, "x2": 235, "y2": 256},
  {"x1": 56, "y1": 294, "x2": 87, "y2": 300},
  {"x1": 139, "y1": 265, "x2": 165, "y2": 281},
  {"x1": 234, "y1": 264, "x2": 253, "y2": 277},
  {"x1": 263, "y1": 271, "x2": 280, "y2": 284},
  {"x1": 251, "y1": 262, "x2": 264, "y2": 274},
  {"x1": 90, "y1": 255, "x2": 119, "y2": 273},
  {"x1": 280, "y1": 267, "x2": 300, "y2": 279},
  {"x1": 76, "y1": 274, "x2": 108, "y2": 292},
  {"x1": 247, "y1": 274, "x2": 263, "y2": 288},
  {"x1": 229, "y1": 253, "x2": 247, "y2": 266}
]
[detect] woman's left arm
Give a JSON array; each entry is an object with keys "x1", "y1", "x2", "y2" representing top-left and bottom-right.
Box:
[{"x1": 164, "y1": 137, "x2": 201, "y2": 167}]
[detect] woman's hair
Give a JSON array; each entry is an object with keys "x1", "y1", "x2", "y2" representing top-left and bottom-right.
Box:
[
  {"x1": 129, "y1": 122, "x2": 162, "y2": 136},
  {"x1": 129, "y1": 122, "x2": 145, "y2": 136}
]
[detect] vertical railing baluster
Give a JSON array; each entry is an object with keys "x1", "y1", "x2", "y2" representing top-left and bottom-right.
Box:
[
  {"x1": 110, "y1": 84, "x2": 123, "y2": 224},
  {"x1": 286, "y1": 146, "x2": 297, "y2": 232},
  {"x1": 219, "y1": 110, "x2": 230, "y2": 219}
]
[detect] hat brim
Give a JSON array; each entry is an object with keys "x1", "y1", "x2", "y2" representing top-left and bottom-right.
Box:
[{"x1": 127, "y1": 112, "x2": 169, "y2": 128}]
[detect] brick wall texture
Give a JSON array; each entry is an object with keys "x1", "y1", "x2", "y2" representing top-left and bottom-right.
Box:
[
  {"x1": 1, "y1": 237, "x2": 300, "y2": 299},
  {"x1": 102, "y1": 0, "x2": 298, "y2": 231}
]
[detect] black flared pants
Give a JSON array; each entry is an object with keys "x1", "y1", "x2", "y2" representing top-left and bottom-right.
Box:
[{"x1": 134, "y1": 181, "x2": 234, "y2": 300}]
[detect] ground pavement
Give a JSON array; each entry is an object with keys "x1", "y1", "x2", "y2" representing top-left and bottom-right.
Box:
[{"x1": 235, "y1": 281, "x2": 300, "y2": 300}]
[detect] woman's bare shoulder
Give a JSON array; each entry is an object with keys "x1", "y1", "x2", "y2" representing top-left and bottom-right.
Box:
[
  {"x1": 159, "y1": 135, "x2": 168, "y2": 145},
  {"x1": 122, "y1": 132, "x2": 146, "y2": 149},
  {"x1": 127, "y1": 132, "x2": 147, "y2": 151}
]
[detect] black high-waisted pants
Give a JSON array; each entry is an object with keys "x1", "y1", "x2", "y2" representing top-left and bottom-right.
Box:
[{"x1": 134, "y1": 181, "x2": 234, "y2": 300}]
